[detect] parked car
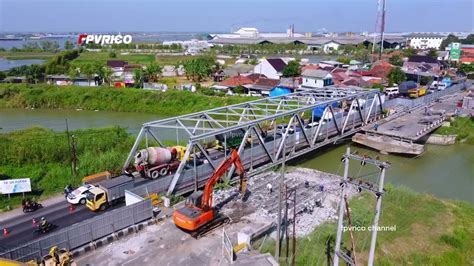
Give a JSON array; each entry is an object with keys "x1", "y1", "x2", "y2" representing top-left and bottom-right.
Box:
[
  {"x1": 67, "y1": 184, "x2": 96, "y2": 205},
  {"x1": 384, "y1": 87, "x2": 399, "y2": 97}
]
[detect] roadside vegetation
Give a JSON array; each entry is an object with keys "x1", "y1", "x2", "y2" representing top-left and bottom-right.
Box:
[
  {"x1": 436, "y1": 117, "x2": 474, "y2": 144},
  {"x1": 257, "y1": 185, "x2": 474, "y2": 265},
  {"x1": 0, "y1": 83, "x2": 254, "y2": 116},
  {"x1": 0, "y1": 127, "x2": 135, "y2": 210}
]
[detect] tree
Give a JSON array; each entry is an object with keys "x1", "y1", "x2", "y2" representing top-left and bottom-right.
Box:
[
  {"x1": 427, "y1": 49, "x2": 438, "y2": 58},
  {"x1": 81, "y1": 63, "x2": 96, "y2": 86},
  {"x1": 109, "y1": 51, "x2": 117, "y2": 58},
  {"x1": 372, "y1": 83, "x2": 384, "y2": 92},
  {"x1": 183, "y1": 57, "x2": 215, "y2": 82},
  {"x1": 440, "y1": 34, "x2": 460, "y2": 50},
  {"x1": 99, "y1": 66, "x2": 113, "y2": 86},
  {"x1": 133, "y1": 69, "x2": 143, "y2": 88},
  {"x1": 173, "y1": 61, "x2": 181, "y2": 76},
  {"x1": 25, "y1": 64, "x2": 45, "y2": 83},
  {"x1": 68, "y1": 67, "x2": 79, "y2": 82},
  {"x1": 388, "y1": 54, "x2": 404, "y2": 66},
  {"x1": 458, "y1": 63, "x2": 474, "y2": 75},
  {"x1": 387, "y1": 67, "x2": 406, "y2": 86},
  {"x1": 282, "y1": 60, "x2": 301, "y2": 77},
  {"x1": 336, "y1": 57, "x2": 351, "y2": 64},
  {"x1": 41, "y1": 41, "x2": 60, "y2": 52},
  {"x1": 64, "y1": 40, "x2": 74, "y2": 50},
  {"x1": 0, "y1": 71, "x2": 6, "y2": 80},
  {"x1": 233, "y1": 85, "x2": 246, "y2": 94},
  {"x1": 461, "y1": 34, "x2": 474, "y2": 44},
  {"x1": 143, "y1": 62, "x2": 163, "y2": 83},
  {"x1": 403, "y1": 47, "x2": 417, "y2": 58}
]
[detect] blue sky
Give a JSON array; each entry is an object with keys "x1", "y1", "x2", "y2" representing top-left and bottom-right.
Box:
[{"x1": 1, "y1": 0, "x2": 473, "y2": 33}]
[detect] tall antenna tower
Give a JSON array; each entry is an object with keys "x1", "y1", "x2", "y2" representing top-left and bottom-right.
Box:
[{"x1": 372, "y1": 0, "x2": 387, "y2": 60}]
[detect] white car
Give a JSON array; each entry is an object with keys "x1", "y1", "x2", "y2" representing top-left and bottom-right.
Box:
[{"x1": 67, "y1": 184, "x2": 95, "y2": 205}]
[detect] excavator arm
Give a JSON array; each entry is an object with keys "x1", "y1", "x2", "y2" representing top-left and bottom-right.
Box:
[{"x1": 201, "y1": 150, "x2": 247, "y2": 210}]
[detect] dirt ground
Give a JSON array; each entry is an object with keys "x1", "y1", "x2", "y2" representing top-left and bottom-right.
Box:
[{"x1": 75, "y1": 168, "x2": 347, "y2": 266}]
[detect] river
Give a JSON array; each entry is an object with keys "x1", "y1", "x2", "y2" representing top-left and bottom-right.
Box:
[
  {"x1": 0, "y1": 58, "x2": 45, "y2": 71},
  {"x1": 1, "y1": 108, "x2": 472, "y2": 203}
]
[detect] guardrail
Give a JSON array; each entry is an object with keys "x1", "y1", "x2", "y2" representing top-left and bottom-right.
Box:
[
  {"x1": 0, "y1": 200, "x2": 152, "y2": 262},
  {"x1": 384, "y1": 82, "x2": 468, "y2": 110}
]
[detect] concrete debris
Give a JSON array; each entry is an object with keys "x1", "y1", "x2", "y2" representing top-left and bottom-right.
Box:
[{"x1": 213, "y1": 167, "x2": 356, "y2": 237}]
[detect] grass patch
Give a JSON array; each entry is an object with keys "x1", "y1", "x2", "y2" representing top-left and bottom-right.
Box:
[
  {"x1": 0, "y1": 51, "x2": 57, "y2": 60},
  {"x1": 0, "y1": 126, "x2": 136, "y2": 210},
  {"x1": 0, "y1": 83, "x2": 254, "y2": 116},
  {"x1": 435, "y1": 117, "x2": 474, "y2": 144},
  {"x1": 258, "y1": 185, "x2": 474, "y2": 265}
]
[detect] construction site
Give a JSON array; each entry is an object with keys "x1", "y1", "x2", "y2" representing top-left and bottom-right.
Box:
[{"x1": 74, "y1": 167, "x2": 360, "y2": 266}]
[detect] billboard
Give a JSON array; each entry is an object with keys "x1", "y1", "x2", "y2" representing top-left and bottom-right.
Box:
[
  {"x1": 0, "y1": 178, "x2": 32, "y2": 194},
  {"x1": 450, "y1": 42, "x2": 461, "y2": 61}
]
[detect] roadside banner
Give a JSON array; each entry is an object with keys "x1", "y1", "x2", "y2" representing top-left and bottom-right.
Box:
[{"x1": 0, "y1": 178, "x2": 32, "y2": 194}]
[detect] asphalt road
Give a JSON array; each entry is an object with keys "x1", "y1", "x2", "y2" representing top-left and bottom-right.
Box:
[{"x1": 0, "y1": 197, "x2": 125, "y2": 249}]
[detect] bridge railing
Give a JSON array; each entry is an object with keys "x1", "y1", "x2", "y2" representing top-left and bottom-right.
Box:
[
  {"x1": 0, "y1": 200, "x2": 152, "y2": 262},
  {"x1": 384, "y1": 82, "x2": 467, "y2": 110}
]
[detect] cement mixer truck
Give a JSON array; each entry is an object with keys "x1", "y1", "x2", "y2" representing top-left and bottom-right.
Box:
[{"x1": 134, "y1": 146, "x2": 186, "y2": 179}]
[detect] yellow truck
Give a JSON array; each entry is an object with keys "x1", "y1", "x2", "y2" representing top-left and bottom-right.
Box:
[
  {"x1": 86, "y1": 175, "x2": 134, "y2": 211},
  {"x1": 408, "y1": 87, "x2": 427, "y2": 98}
]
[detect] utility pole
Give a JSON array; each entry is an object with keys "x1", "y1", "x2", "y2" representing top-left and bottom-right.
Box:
[
  {"x1": 368, "y1": 166, "x2": 387, "y2": 266},
  {"x1": 292, "y1": 188, "x2": 296, "y2": 266},
  {"x1": 334, "y1": 149, "x2": 391, "y2": 266},
  {"x1": 71, "y1": 134, "x2": 78, "y2": 177},
  {"x1": 65, "y1": 119, "x2": 73, "y2": 177},
  {"x1": 285, "y1": 184, "x2": 290, "y2": 263},
  {"x1": 379, "y1": 0, "x2": 386, "y2": 60},
  {"x1": 275, "y1": 144, "x2": 286, "y2": 260},
  {"x1": 334, "y1": 147, "x2": 350, "y2": 266},
  {"x1": 344, "y1": 195, "x2": 357, "y2": 264}
]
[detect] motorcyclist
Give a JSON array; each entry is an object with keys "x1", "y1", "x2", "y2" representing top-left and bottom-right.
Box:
[
  {"x1": 64, "y1": 184, "x2": 73, "y2": 197},
  {"x1": 39, "y1": 217, "x2": 49, "y2": 231}
]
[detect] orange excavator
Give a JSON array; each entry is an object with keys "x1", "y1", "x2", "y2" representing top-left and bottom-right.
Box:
[{"x1": 173, "y1": 149, "x2": 247, "y2": 238}]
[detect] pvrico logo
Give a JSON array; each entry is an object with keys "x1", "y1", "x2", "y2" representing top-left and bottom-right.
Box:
[{"x1": 78, "y1": 34, "x2": 133, "y2": 46}]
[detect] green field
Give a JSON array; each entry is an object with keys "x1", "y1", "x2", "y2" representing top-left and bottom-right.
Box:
[
  {"x1": 258, "y1": 185, "x2": 474, "y2": 265},
  {"x1": 435, "y1": 117, "x2": 474, "y2": 144},
  {"x1": 0, "y1": 83, "x2": 253, "y2": 116},
  {"x1": 0, "y1": 126, "x2": 135, "y2": 210}
]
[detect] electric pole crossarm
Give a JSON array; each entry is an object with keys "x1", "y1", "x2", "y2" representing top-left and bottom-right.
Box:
[{"x1": 343, "y1": 154, "x2": 391, "y2": 169}]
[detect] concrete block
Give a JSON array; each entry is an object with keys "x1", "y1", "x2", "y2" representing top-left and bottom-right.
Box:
[
  {"x1": 162, "y1": 196, "x2": 171, "y2": 207},
  {"x1": 237, "y1": 230, "x2": 252, "y2": 250}
]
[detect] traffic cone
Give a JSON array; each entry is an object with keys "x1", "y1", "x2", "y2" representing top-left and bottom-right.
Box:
[
  {"x1": 3, "y1": 228, "x2": 9, "y2": 237},
  {"x1": 69, "y1": 204, "x2": 75, "y2": 213}
]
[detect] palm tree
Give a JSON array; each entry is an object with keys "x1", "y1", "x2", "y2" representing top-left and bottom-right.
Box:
[
  {"x1": 81, "y1": 63, "x2": 95, "y2": 86},
  {"x1": 173, "y1": 61, "x2": 181, "y2": 77},
  {"x1": 101, "y1": 66, "x2": 113, "y2": 86},
  {"x1": 144, "y1": 62, "x2": 162, "y2": 83}
]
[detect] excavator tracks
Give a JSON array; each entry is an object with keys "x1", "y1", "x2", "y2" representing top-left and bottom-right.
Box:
[{"x1": 191, "y1": 214, "x2": 231, "y2": 239}]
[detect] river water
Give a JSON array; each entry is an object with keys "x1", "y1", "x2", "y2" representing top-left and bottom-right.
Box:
[
  {"x1": 0, "y1": 58, "x2": 45, "y2": 71},
  {"x1": 1, "y1": 108, "x2": 472, "y2": 203}
]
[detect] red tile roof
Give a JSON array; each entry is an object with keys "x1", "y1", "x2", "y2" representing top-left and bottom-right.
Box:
[
  {"x1": 301, "y1": 64, "x2": 319, "y2": 72},
  {"x1": 253, "y1": 78, "x2": 280, "y2": 88},
  {"x1": 221, "y1": 75, "x2": 254, "y2": 86},
  {"x1": 245, "y1": 73, "x2": 267, "y2": 82}
]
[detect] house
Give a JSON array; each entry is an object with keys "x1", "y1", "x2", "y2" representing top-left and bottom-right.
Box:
[
  {"x1": 319, "y1": 60, "x2": 344, "y2": 69},
  {"x1": 370, "y1": 60, "x2": 394, "y2": 79},
  {"x1": 213, "y1": 70, "x2": 226, "y2": 82},
  {"x1": 107, "y1": 60, "x2": 128, "y2": 77},
  {"x1": 253, "y1": 58, "x2": 287, "y2": 79},
  {"x1": 223, "y1": 64, "x2": 254, "y2": 77},
  {"x1": 244, "y1": 73, "x2": 267, "y2": 82},
  {"x1": 301, "y1": 69, "x2": 333, "y2": 88},
  {"x1": 220, "y1": 75, "x2": 254, "y2": 87},
  {"x1": 405, "y1": 33, "x2": 445, "y2": 50},
  {"x1": 460, "y1": 44, "x2": 474, "y2": 64},
  {"x1": 246, "y1": 78, "x2": 280, "y2": 96},
  {"x1": 403, "y1": 56, "x2": 442, "y2": 73},
  {"x1": 46, "y1": 74, "x2": 72, "y2": 85}
]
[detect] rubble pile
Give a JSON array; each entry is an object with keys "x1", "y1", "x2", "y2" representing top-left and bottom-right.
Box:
[{"x1": 213, "y1": 167, "x2": 357, "y2": 236}]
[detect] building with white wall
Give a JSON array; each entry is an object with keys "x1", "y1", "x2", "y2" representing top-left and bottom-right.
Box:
[
  {"x1": 406, "y1": 33, "x2": 446, "y2": 50},
  {"x1": 234, "y1": 28, "x2": 259, "y2": 38},
  {"x1": 253, "y1": 58, "x2": 287, "y2": 80},
  {"x1": 301, "y1": 69, "x2": 333, "y2": 88}
]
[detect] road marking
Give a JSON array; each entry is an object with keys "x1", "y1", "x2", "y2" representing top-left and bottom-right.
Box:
[{"x1": 123, "y1": 254, "x2": 146, "y2": 266}]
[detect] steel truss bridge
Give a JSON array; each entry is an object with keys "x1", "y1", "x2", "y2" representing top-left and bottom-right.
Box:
[{"x1": 123, "y1": 86, "x2": 385, "y2": 196}]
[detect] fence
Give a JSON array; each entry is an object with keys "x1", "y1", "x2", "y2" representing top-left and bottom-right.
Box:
[
  {"x1": 384, "y1": 82, "x2": 468, "y2": 110},
  {"x1": 0, "y1": 199, "x2": 152, "y2": 262}
]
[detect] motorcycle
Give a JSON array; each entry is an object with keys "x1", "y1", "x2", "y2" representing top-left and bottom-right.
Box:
[
  {"x1": 34, "y1": 222, "x2": 56, "y2": 234},
  {"x1": 22, "y1": 200, "x2": 43, "y2": 213}
]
